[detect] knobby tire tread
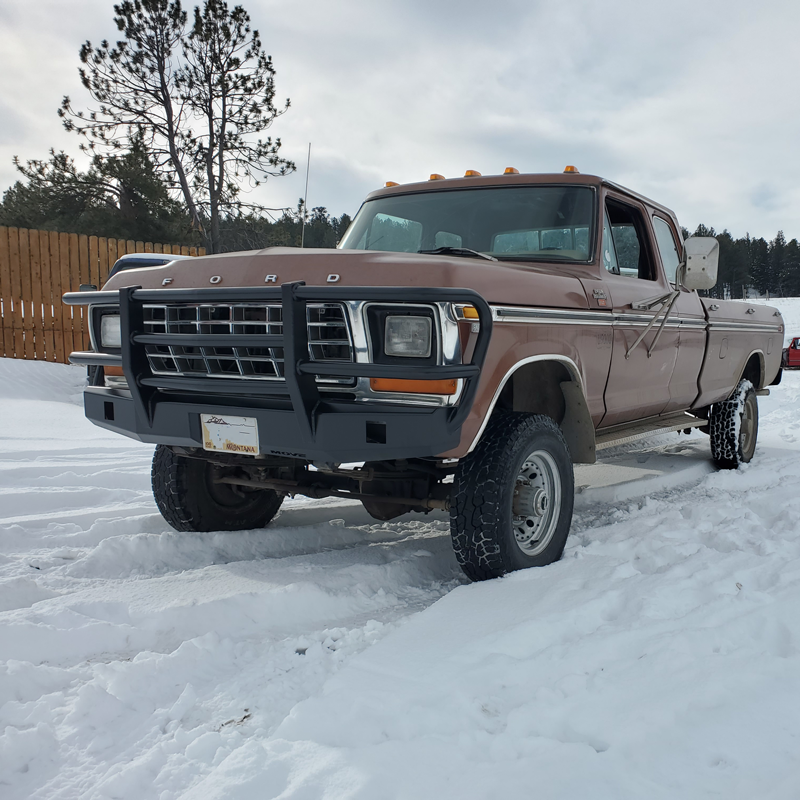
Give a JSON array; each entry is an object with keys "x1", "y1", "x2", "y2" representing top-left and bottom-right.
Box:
[
  {"x1": 151, "y1": 445, "x2": 283, "y2": 532},
  {"x1": 450, "y1": 411, "x2": 572, "y2": 581},
  {"x1": 152, "y1": 444, "x2": 195, "y2": 532},
  {"x1": 709, "y1": 380, "x2": 756, "y2": 470}
]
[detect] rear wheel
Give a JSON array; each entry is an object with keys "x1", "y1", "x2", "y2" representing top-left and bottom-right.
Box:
[
  {"x1": 450, "y1": 412, "x2": 574, "y2": 581},
  {"x1": 151, "y1": 445, "x2": 284, "y2": 532},
  {"x1": 709, "y1": 379, "x2": 758, "y2": 469}
]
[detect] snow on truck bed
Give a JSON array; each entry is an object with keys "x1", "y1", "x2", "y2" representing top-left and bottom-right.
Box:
[{"x1": 2, "y1": 299, "x2": 800, "y2": 799}]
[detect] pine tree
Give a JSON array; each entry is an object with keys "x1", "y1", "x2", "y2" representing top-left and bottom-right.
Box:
[
  {"x1": 0, "y1": 135, "x2": 193, "y2": 242},
  {"x1": 770, "y1": 231, "x2": 786, "y2": 296},
  {"x1": 781, "y1": 238, "x2": 800, "y2": 296},
  {"x1": 749, "y1": 237, "x2": 771, "y2": 296},
  {"x1": 58, "y1": 0, "x2": 294, "y2": 252}
]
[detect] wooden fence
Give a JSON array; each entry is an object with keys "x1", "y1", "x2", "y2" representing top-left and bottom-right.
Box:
[{"x1": 0, "y1": 226, "x2": 205, "y2": 363}]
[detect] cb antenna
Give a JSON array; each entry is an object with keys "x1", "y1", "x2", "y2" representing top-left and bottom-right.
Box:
[{"x1": 300, "y1": 142, "x2": 311, "y2": 248}]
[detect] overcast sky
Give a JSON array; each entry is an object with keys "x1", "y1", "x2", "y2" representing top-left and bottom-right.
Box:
[{"x1": 1, "y1": 0, "x2": 798, "y2": 239}]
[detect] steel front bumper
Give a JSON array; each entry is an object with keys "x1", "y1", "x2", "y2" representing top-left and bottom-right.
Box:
[
  {"x1": 84, "y1": 387, "x2": 461, "y2": 462},
  {"x1": 65, "y1": 282, "x2": 493, "y2": 463}
]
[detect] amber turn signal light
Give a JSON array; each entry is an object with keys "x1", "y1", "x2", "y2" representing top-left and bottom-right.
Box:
[
  {"x1": 429, "y1": 173, "x2": 445, "y2": 181},
  {"x1": 464, "y1": 169, "x2": 482, "y2": 177},
  {"x1": 563, "y1": 165, "x2": 580, "y2": 173},
  {"x1": 461, "y1": 306, "x2": 479, "y2": 319},
  {"x1": 504, "y1": 167, "x2": 520, "y2": 174},
  {"x1": 370, "y1": 377, "x2": 457, "y2": 395},
  {"x1": 104, "y1": 366, "x2": 125, "y2": 377},
  {"x1": 384, "y1": 181, "x2": 399, "y2": 187}
]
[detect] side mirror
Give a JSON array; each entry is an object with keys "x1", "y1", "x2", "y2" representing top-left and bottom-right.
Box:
[{"x1": 682, "y1": 237, "x2": 719, "y2": 291}]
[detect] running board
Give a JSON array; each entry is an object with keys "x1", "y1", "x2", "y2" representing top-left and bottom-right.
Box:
[{"x1": 595, "y1": 412, "x2": 707, "y2": 451}]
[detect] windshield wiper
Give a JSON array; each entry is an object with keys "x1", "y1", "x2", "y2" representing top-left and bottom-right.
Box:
[{"x1": 418, "y1": 247, "x2": 498, "y2": 262}]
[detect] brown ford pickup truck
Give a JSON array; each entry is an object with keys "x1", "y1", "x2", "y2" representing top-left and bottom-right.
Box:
[{"x1": 64, "y1": 168, "x2": 784, "y2": 581}]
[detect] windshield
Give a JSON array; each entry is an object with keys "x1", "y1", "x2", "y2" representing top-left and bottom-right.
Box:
[{"x1": 339, "y1": 185, "x2": 596, "y2": 262}]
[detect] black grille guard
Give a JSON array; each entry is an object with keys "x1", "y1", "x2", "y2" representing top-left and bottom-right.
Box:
[{"x1": 64, "y1": 282, "x2": 493, "y2": 446}]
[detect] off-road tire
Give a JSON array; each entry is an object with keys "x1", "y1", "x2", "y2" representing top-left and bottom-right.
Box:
[
  {"x1": 709, "y1": 379, "x2": 758, "y2": 469},
  {"x1": 450, "y1": 411, "x2": 574, "y2": 581},
  {"x1": 151, "y1": 445, "x2": 284, "y2": 532}
]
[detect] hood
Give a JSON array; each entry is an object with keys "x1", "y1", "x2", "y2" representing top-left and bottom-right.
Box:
[{"x1": 101, "y1": 246, "x2": 591, "y2": 310}]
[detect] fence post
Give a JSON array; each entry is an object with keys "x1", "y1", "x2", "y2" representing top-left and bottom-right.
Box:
[
  {"x1": 38, "y1": 230, "x2": 55, "y2": 361},
  {"x1": 29, "y1": 229, "x2": 44, "y2": 359},
  {"x1": 49, "y1": 231, "x2": 64, "y2": 363},
  {"x1": 0, "y1": 227, "x2": 11, "y2": 358},
  {"x1": 8, "y1": 228, "x2": 24, "y2": 357}
]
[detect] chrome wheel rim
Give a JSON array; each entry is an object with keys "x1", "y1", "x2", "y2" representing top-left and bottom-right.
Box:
[
  {"x1": 740, "y1": 393, "x2": 758, "y2": 461},
  {"x1": 512, "y1": 450, "x2": 561, "y2": 556}
]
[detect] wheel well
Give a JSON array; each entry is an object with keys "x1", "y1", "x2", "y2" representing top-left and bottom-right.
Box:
[
  {"x1": 494, "y1": 360, "x2": 595, "y2": 464},
  {"x1": 741, "y1": 352, "x2": 764, "y2": 390},
  {"x1": 497, "y1": 360, "x2": 569, "y2": 422}
]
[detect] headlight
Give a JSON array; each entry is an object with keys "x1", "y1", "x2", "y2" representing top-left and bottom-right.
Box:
[
  {"x1": 100, "y1": 315, "x2": 121, "y2": 348},
  {"x1": 384, "y1": 315, "x2": 432, "y2": 358}
]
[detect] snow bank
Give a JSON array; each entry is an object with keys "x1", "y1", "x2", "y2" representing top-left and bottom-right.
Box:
[
  {"x1": 0, "y1": 357, "x2": 86, "y2": 403},
  {"x1": 2, "y1": 298, "x2": 800, "y2": 799},
  {"x1": 747, "y1": 296, "x2": 800, "y2": 345}
]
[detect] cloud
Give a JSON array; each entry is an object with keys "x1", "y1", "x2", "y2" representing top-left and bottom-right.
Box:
[{"x1": 1, "y1": 0, "x2": 798, "y2": 240}]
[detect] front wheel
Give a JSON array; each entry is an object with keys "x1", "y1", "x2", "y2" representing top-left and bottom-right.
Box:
[
  {"x1": 151, "y1": 445, "x2": 284, "y2": 532},
  {"x1": 450, "y1": 412, "x2": 574, "y2": 581},
  {"x1": 709, "y1": 379, "x2": 758, "y2": 469}
]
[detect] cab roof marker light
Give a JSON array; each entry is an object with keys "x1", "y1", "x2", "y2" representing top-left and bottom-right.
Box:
[
  {"x1": 464, "y1": 170, "x2": 482, "y2": 177},
  {"x1": 563, "y1": 165, "x2": 580, "y2": 173},
  {"x1": 504, "y1": 167, "x2": 520, "y2": 174},
  {"x1": 385, "y1": 181, "x2": 399, "y2": 187},
  {"x1": 429, "y1": 173, "x2": 445, "y2": 181}
]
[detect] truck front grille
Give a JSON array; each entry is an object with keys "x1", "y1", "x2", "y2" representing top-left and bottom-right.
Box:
[{"x1": 142, "y1": 302, "x2": 354, "y2": 383}]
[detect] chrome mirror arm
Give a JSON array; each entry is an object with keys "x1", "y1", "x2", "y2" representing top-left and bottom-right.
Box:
[{"x1": 625, "y1": 289, "x2": 680, "y2": 359}]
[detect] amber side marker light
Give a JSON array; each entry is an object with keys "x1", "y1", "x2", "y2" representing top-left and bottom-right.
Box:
[
  {"x1": 461, "y1": 306, "x2": 479, "y2": 319},
  {"x1": 370, "y1": 377, "x2": 457, "y2": 395},
  {"x1": 563, "y1": 165, "x2": 580, "y2": 173},
  {"x1": 464, "y1": 169, "x2": 482, "y2": 177},
  {"x1": 385, "y1": 181, "x2": 399, "y2": 187},
  {"x1": 429, "y1": 173, "x2": 445, "y2": 181},
  {"x1": 504, "y1": 167, "x2": 520, "y2": 175}
]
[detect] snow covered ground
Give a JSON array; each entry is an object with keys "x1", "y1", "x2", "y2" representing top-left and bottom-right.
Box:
[{"x1": 2, "y1": 299, "x2": 800, "y2": 799}]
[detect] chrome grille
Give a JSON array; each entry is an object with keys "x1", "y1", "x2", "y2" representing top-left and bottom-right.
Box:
[{"x1": 142, "y1": 302, "x2": 354, "y2": 383}]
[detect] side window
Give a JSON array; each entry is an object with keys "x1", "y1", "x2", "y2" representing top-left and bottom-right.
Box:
[
  {"x1": 652, "y1": 216, "x2": 682, "y2": 284},
  {"x1": 605, "y1": 200, "x2": 654, "y2": 280},
  {"x1": 602, "y1": 209, "x2": 619, "y2": 275}
]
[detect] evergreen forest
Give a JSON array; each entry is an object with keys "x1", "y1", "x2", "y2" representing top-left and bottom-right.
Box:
[{"x1": 0, "y1": 151, "x2": 796, "y2": 297}]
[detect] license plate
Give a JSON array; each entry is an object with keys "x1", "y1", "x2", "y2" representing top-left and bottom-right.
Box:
[{"x1": 201, "y1": 414, "x2": 259, "y2": 455}]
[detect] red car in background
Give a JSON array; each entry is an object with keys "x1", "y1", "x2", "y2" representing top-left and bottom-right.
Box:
[{"x1": 783, "y1": 337, "x2": 800, "y2": 369}]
